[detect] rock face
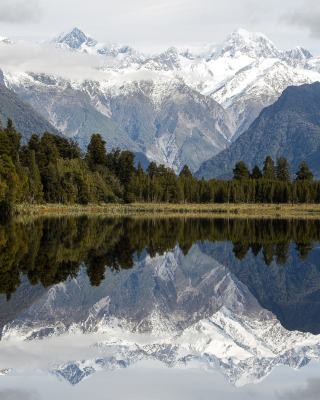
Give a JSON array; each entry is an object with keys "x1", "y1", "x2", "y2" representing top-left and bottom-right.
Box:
[
  {"x1": 2, "y1": 27, "x2": 320, "y2": 171},
  {"x1": 0, "y1": 78, "x2": 61, "y2": 142},
  {"x1": 2, "y1": 244, "x2": 320, "y2": 387},
  {"x1": 195, "y1": 82, "x2": 320, "y2": 179}
]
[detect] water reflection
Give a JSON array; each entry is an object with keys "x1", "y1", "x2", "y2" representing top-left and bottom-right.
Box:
[
  {"x1": 1, "y1": 216, "x2": 320, "y2": 394},
  {"x1": 1, "y1": 216, "x2": 319, "y2": 300}
]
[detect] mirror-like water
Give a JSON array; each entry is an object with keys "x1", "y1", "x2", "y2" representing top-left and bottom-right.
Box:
[{"x1": 1, "y1": 216, "x2": 320, "y2": 399}]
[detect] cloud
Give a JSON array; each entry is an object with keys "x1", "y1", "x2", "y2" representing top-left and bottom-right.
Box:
[
  {"x1": 282, "y1": 0, "x2": 320, "y2": 39},
  {"x1": 0, "y1": 333, "x2": 105, "y2": 371},
  {"x1": 0, "y1": 390, "x2": 40, "y2": 400},
  {"x1": 0, "y1": 0, "x2": 43, "y2": 24},
  {"x1": 0, "y1": 42, "x2": 109, "y2": 81},
  {"x1": 279, "y1": 377, "x2": 320, "y2": 400},
  {"x1": 0, "y1": 41, "x2": 172, "y2": 84}
]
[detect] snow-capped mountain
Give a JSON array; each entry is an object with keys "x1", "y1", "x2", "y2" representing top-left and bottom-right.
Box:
[
  {"x1": 1, "y1": 27, "x2": 320, "y2": 171},
  {"x1": 0, "y1": 37, "x2": 13, "y2": 45},
  {"x1": 45, "y1": 27, "x2": 147, "y2": 68},
  {"x1": 2, "y1": 244, "x2": 320, "y2": 387}
]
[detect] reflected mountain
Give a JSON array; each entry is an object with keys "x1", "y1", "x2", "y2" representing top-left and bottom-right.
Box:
[
  {"x1": 1, "y1": 216, "x2": 320, "y2": 387},
  {"x1": 1, "y1": 217, "x2": 320, "y2": 333},
  {"x1": 2, "y1": 243, "x2": 320, "y2": 387}
]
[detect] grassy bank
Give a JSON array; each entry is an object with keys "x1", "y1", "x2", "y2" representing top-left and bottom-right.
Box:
[{"x1": 13, "y1": 202, "x2": 320, "y2": 218}]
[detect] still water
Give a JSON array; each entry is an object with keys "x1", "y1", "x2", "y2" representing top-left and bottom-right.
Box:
[{"x1": 1, "y1": 216, "x2": 320, "y2": 399}]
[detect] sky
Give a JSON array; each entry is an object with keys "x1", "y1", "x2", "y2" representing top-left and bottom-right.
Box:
[{"x1": 1, "y1": 0, "x2": 320, "y2": 54}]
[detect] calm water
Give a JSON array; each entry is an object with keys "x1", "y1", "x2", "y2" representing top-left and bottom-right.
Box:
[{"x1": 1, "y1": 216, "x2": 320, "y2": 399}]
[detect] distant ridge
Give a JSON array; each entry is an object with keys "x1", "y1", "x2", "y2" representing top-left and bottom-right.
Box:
[
  {"x1": 195, "y1": 82, "x2": 320, "y2": 180},
  {"x1": 0, "y1": 75, "x2": 61, "y2": 143}
]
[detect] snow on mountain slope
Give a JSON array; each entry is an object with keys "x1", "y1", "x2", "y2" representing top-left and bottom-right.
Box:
[
  {"x1": 46, "y1": 305, "x2": 320, "y2": 387},
  {"x1": 40, "y1": 28, "x2": 320, "y2": 125},
  {"x1": 45, "y1": 27, "x2": 147, "y2": 68},
  {"x1": 1, "y1": 27, "x2": 320, "y2": 169},
  {"x1": 4, "y1": 71, "x2": 232, "y2": 172}
]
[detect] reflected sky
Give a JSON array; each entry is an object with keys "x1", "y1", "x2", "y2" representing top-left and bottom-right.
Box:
[{"x1": 2, "y1": 360, "x2": 320, "y2": 400}]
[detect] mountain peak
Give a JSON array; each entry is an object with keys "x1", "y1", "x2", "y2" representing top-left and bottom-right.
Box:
[
  {"x1": 215, "y1": 28, "x2": 280, "y2": 59},
  {"x1": 47, "y1": 27, "x2": 97, "y2": 49},
  {"x1": 231, "y1": 28, "x2": 268, "y2": 41},
  {"x1": 286, "y1": 46, "x2": 313, "y2": 60}
]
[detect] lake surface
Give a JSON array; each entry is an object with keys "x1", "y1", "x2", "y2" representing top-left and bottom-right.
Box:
[{"x1": 1, "y1": 216, "x2": 320, "y2": 399}]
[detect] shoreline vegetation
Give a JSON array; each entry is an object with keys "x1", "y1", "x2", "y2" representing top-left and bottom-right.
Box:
[
  {"x1": 1, "y1": 119, "x2": 320, "y2": 216},
  {"x1": 13, "y1": 202, "x2": 320, "y2": 218}
]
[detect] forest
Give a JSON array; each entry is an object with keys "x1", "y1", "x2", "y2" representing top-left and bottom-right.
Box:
[{"x1": 0, "y1": 119, "x2": 320, "y2": 213}]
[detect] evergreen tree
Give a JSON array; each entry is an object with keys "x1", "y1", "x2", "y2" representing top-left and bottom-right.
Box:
[
  {"x1": 179, "y1": 165, "x2": 193, "y2": 179},
  {"x1": 276, "y1": 156, "x2": 291, "y2": 182},
  {"x1": 263, "y1": 156, "x2": 276, "y2": 180},
  {"x1": 250, "y1": 165, "x2": 262, "y2": 180},
  {"x1": 233, "y1": 161, "x2": 250, "y2": 180},
  {"x1": 295, "y1": 161, "x2": 314, "y2": 182},
  {"x1": 86, "y1": 134, "x2": 107, "y2": 169},
  {"x1": 3, "y1": 119, "x2": 22, "y2": 164}
]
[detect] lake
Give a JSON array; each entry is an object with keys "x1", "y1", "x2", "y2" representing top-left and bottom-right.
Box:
[{"x1": 0, "y1": 216, "x2": 320, "y2": 400}]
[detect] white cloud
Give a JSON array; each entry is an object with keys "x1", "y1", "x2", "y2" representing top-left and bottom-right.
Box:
[
  {"x1": 0, "y1": 0, "x2": 43, "y2": 24},
  {"x1": 282, "y1": 0, "x2": 320, "y2": 39},
  {"x1": 0, "y1": 41, "x2": 173, "y2": 84},
  {"x1": 0, "y1": 42, "x2": 108, "y2": 81}
]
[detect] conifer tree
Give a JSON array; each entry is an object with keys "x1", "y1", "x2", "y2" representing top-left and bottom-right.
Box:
[
  {"x1": 233, "y1": 161, "x2": 250, "y2": 180},
  {"x1": 86, "y1": 134, "x2": 107, "y2": 169},
  {"x1": 276, "y1": 156, "x2": 291, "y2": 182},
  {"x1": 263, "y1": 156, "x2": 276, "y2": 180},
  {"x1": 179, "y1": 165, "x2": 193, "y2": 179},
  {"x1": 295, "y1": 161, "x2": 314, "y2": 182},
  {"x1": 251, "y1": 165, "x2": 262, "y2": 180}
]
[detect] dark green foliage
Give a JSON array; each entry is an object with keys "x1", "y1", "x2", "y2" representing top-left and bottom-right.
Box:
[
  {"x1": 251, "y1": 165, "x2": 262, "y2": 180},
  {"x1": 295, "y1": 161, "x2": 314, "y2": 182},
  {"x1": 263, "y1": 156, "x2": 276, "y2": 180},
  {"x1": 179, "y1": 165, "x2": 193, "y2": 179},
  {"x1": 233, "y1": 161, "x2": 250, "y2": 180},
  {"x1": 1, "y1": 117, "x2": 320, "y2": 212},
  {"x1": 276, "y1": 156, "x2": 291, "y2": 182},
  {"x1": 86, "y1": 134, "x2": 108, "y2": 169}
]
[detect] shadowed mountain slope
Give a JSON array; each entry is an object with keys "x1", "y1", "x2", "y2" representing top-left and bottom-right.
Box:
[
  {"x1": 0, "y1": 74, "x2": 61, "y2": 143},
  {"x1": 196, "y1": 82, "x2": 320, "y2": 179}
]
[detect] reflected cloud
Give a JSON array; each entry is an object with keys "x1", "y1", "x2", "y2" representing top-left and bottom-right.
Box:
[
  {"x1": 280, "y1": 377, "x2": 320, "y2": 399},
  {"x1": 0, "y1": 390, "x2": 40, "y2": 400}
]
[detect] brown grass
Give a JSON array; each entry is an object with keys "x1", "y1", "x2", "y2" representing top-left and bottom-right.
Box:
[{"x1": 13, "y1": 202, "x2": 320, "y2": 219}]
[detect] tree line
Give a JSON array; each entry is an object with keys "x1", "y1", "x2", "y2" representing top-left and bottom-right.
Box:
[{"x1": 0, "y1": 119, "x2": 319, "y2": 212}]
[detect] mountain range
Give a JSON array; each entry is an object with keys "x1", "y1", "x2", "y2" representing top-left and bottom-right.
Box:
[{"x1": 1, "y1": 27, "x2": 320, "y2": 172}]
